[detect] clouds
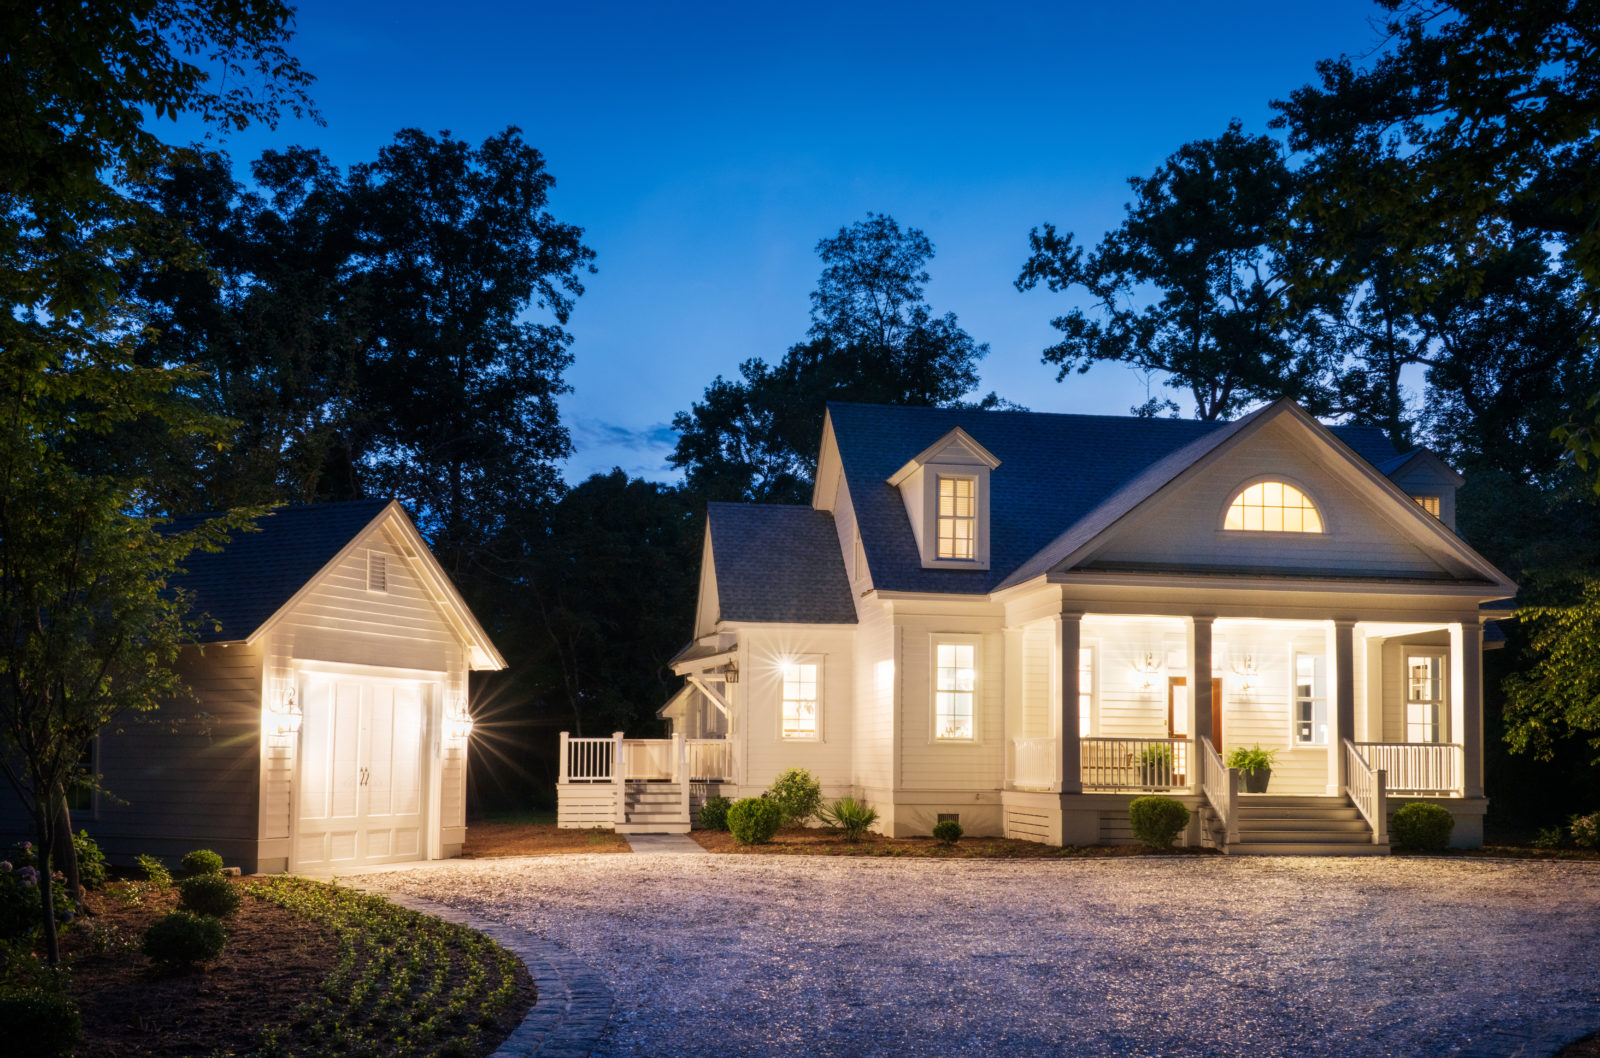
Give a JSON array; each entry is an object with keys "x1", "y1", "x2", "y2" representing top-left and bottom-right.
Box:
[
  {"x1": 572, "y1": 418, "x2": 678, "y2": 452},
  {"x1": 565, "y1": 419, "x2": 681, "y2": 483}
]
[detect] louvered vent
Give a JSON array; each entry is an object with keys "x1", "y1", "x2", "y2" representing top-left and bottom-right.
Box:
[{"x1": 368, "y1": 550, "x2": 388, "y2": 592}]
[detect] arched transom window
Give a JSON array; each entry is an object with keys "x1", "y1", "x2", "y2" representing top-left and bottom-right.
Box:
[{"x1": 1224, "y1": 481, "x2": 1323, "y2": 533}]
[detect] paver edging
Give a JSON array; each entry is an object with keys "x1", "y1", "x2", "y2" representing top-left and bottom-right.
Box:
[{"x1": 348, "y1": 884, "x2": 612, "y2": 1058}]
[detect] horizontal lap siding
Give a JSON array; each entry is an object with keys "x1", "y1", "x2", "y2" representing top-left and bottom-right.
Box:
[
  {"x1": 1085, "y1": 620, "x2": 1184, "y2": 740},
  {"x1": 1020, "y1": 622, "x2": 1053, "y2": 739},
  {"x1": 854, "y1": 601, "x2": 894, "y2": 790},
  {"x1": 899, "y1": 613, "x2": 1004, "y2": 791},
  {"x1": 740, "y1": 626, "x2": 855, "y2": 791}
]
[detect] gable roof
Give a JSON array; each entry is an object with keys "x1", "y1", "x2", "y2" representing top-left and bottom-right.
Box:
[
  {"x1": 825, "y1": 402, "x2": 1404, "y2": 596},
  {"x1": 170, "y1": 499, "x2": 505, "y2": 668},
  {"x1": 706, "y1": 503, "x2": 856, "y2": 624}
]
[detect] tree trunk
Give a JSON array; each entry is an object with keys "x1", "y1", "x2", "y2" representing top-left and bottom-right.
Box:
[
  {"x1": 54, "y1": 792, "x2": 81, "y2": 905},
  {"x1": 37, "y1": 812, "x2": 59, "y2": 965}
]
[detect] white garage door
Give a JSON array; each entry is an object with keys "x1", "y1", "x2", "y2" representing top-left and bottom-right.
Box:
[{"x1": 297, "y1": 675, "x2": 429, "y2": 870}]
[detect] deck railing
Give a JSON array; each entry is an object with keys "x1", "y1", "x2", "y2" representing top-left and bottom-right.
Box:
[
  {"x1": 685, "y1": 739, "x2": 735, "y2": 782},
  {"x1": 559, "y1": 732, "x2": 622, "y2": 783},
  {"x1": 1080, "y1": 737, "x2": 1191, "y2": 791},
  {"x1": 1353, "y1": 742, "x2": 1461, "y2": 796},
  {"x1": 1199, "y1": 736, "x2": 1239, "y2": 845},
  {"x1": 1012, "y1": 736, "x2": 1057, "y2": 789},
  {"x1": 1343, "y1": 740, "x2": 1388, "y2": 844}
]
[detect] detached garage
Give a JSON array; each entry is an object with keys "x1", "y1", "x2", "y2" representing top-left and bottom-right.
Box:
[{"x1": 3, "y1": 500, "x2": 504, "y2": 874}]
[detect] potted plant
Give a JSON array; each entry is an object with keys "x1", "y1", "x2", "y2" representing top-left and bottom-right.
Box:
[
  {"x1": 1138, "y1": 743, "x2": 1175, "y2": 787},
  {"x1": 1225, "y1": 744, "x2": 1278, "y2": 793}
]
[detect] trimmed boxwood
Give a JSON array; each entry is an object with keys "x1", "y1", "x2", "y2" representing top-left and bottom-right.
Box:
[
  {"x1": 726, "y1": 797, "x2": 783, "y2": 845},
  {"x1": 697, "y1": 795, "x2": 733, "y2": 832},
  {"x1": 1128, "y1": 795, "x2": 1190, "y2": 849},
  {"x1": 178, "y1": 873, "x2": 241, "y2": 918},
  {"x1": 0, "y1": 988, "x2": 81, "y2": 1058},
  {"x1": 143, "y1": 910, "x2": 226, "y2": 969},
  {"x1": 180, "y1": 848, "x2": 224, "y2": 876},
  {"x1": 1391, "y1": 802, "x2": 1454, "y2": 850},
  {"x1": 932, "y1": 819, "x2": 963, "y2": 845}
]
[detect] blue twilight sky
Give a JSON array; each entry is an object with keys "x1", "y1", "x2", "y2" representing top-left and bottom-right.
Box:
[{"x1": 184, "y1": 0, "x2": 1390, "y2": 482}]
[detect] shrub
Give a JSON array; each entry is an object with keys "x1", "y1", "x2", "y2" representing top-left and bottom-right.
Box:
[
  {"x1": 73, "y1": 830, "x2": 107, "y2": 890},
  {"x1": 764, "y1": 768, "x2": 822, "y2": 825},
  {"x1": 817, "y1": 797, "x2": 878, "y2": 841},
  {"x1": 0, "y1": 859, "x2": 74, "y2": 943},
  {"x1": 1391, "y1": 802, "x2": 1454, "y2": 850},
  {"x1": 178, "y1": 874, "x2": 241, "y2": 918},
  {"x1": 697, "y1": 795, "x2": 733, "y2": 832},
  {"x1": 1533, "y1": 826, "x2": 1565, "y2": 850},
  {"x1": 726, "y1": 798, "x2": 783, "y2": 845},
  {"x1": 0, "y1": 988, "x2": 81, "y2": 1057},
  {"x1": 932, "y1": 819, "x2": 963, "y2": 844},
  {"x1": 180, "y1": 849, "x2": 224, "y2": 877},
  {"x1": 1224, "y1": 744, "x2": 1278, "y2": 772},
  {"x1": 136, "y1": 854, "x2": 171, "y2": 887},
  {"x1": 142, "y1": 911, "x2": 226, "y2": 969},
  {"x1": 1571, "y1": 812, "x2": 1600, "y2": 850},
  {"x1": 1128, "y1": 796, "x2": 1190, "y2": 849}
]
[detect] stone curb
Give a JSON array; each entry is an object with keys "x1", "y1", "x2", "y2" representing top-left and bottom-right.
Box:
[{"x1": 348, "y1": 885, "x2": 612, "y2": 1058}]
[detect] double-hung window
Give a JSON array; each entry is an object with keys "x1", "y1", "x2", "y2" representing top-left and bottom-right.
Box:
[
  {"x1": 936, "y1": 476, "x2": 977, "y2": 560},
  {"x1": 1405, "y1": 653, "x2": 1445, "y2": 743},
  {"x1": 781, "y1": 659, "x2": 821, "y2": 740},
  {"x1": 934, "y1": 641, "x2": 977, "y2": 740},
  {"x1": 1294, "y1": 653, "x2": 1328, "y2": 745}
]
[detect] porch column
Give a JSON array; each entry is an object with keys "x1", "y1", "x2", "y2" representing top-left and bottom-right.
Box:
[
  {"x1": 1450, "y1": 621, "x2": 1484, "y2": 798},
  {"x1": 1185, "y1": 616, "x2": 1214, "y2": 750},
  {"x1": 1057, "y1": 610, "x2": 1083, "y2": 794},
  {"x1": 1329, "y1": 619, "x2": 1356, "y2": 793}
]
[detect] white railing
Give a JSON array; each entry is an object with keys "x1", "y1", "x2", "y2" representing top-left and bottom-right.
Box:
[
  {"x1": 685, "y1": 738, "x2": 735, "y2": 782},
  {"x1": 1080, "y1": 738, "x2": 1192, "y2": 791},
  {"x1": 1012, "y1": 736, "x2": 1057, "y2": 789},
  {"x1": 1199, "y1": 736, "x2": 1239, "y2": 845},
  {"x1": 559, "y1": 731, "x2": 622, "y2": 783},
  {"x1": 1343, "y1": 740, "x2": 1388, "y2": 845},
  {"x1": 622, "y1": 738, "x2": 679, "y2": 781},
  {"x1": 1353, "y1": 742, "x2": 1462, "y2": 796}
]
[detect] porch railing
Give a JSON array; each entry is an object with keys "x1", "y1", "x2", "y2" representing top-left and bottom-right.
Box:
[
  {"x1": 685, "y1": 738, "x2": 735, "y2": 782},
  {"x1": 560, "y1": 732, "x2": 622, "y2": 783},
  {"x1": 1353, "y1": 742, "x2": 1462, "y2": 796},
  {"x1": 1081, "y1": 737, "x2": 1191, "y2": 791},
  {"x1": 1343, "y1": 739, "x2": 1388, "y2": 845},
  {"x1": 1199, "y1": 736, "x2": 1239, "y2": 845},
  {"x1": 1012, "y1": 736, "x2": 1056, "y2": 789}
]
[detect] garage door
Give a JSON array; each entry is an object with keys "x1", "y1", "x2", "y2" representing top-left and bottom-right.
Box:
[{"x1": 297, "y1": 675, "x2": 429, "y2": 870}]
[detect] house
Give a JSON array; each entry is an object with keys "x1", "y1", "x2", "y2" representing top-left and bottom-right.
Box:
[
  {"x1": 1, "y1": 500, "x2": 504, "y2": 874},
  {"x1": 559, "y1": 399, "x2": 1515, "y2": 853}
]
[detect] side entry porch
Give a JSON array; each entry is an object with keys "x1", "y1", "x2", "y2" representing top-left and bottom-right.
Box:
[{"x1": 556, "y1": 733, "x2": 735, "y2": 834}]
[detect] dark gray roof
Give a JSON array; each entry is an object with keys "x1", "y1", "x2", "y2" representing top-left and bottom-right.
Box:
[
  {"x1": 827, "y1": 402, "x2": 1400, "y2": 596},
  {"x1": 170, "y1": 500, "x2": 392, "y2": 641},
  {"x1": 707, "y1": 503, "x2": 856, "y2": 624}
]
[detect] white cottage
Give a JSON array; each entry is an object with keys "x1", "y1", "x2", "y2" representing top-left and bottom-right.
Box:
[
  {"x1": 560, "y1": 400, "x2": 1515, "y2": 852},
  {"x1": 2, "y1": 500, "x2": 504, "y2": 874}
]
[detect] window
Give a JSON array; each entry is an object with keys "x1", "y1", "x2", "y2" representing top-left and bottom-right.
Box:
[
  {"x1": 1294, "y1": 653, "x2": 1328, "y2": 744},
  {"x1": 367, "y1": 550, "x2": 388, "y2": 592},
  {"x1": 1413, "y1": 495, "x2": 1441, "y2": 518},
  {"x1": 65, "y1": 739, "x2": 96, "y2": 815},
  {"x1": 934, "y1": 641, "x2": 977, "y2": 740},
  {"x1": 1405, "y1": 653, "x2": 1445, "y2": 743},
  {"x1": 1078, "y1": 646, "x2": 1093, "y2": 736},
  {"x1": 1224, "y1": 481, "x2": 1323, "y2": 533},
  {"x1": 781, "y1": 659, "x2": 820, "y2": 740},
  {"x1": 936, "y1": 476, "x2": 977, "y2": 559}
]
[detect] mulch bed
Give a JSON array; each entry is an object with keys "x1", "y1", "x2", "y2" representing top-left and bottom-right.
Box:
[
  {"x1": 689, "y1": 826, "x2": 1218, "y2": 857},
  {"x1": 1392, "y1": 846, "x2": 1600, "y2": 861},
  {"x1": 1561, "y1": 1032, "x2": 1600, "y2": 1056},
  {"x1": 463, "y1": 821, "x2": 630, "y2": 857}
]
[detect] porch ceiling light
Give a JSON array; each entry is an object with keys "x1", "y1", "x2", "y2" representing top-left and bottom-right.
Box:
[
  {"x1": 269, "y1": 685, "x2": 303, "y2": 736},
  {"x1": 1132, "y1": 652, "x2": 1162, "y2": 691},
  {"x1": 444, "y1": 697, "x2": 475, "y2": 743}
]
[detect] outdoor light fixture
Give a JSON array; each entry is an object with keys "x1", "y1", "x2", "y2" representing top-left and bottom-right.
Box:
[
  {"x1": 269, "y1": 685, "x2": 303, "y2": 736},
  {"x1": 444, "y1": 697, "x2": 475, "y2": 742},
  {"x1": 1233, "y1": 654, "x2": 1259, "y2": 695},
  {"x1": 723, "y1": 660, "x2": 739, "y2": 684},
  {"x1": 1131, "y1": 652, "x2": 1162, "y2": 691}
]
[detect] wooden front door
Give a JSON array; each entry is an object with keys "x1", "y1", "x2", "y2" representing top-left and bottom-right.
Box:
[{"x1": 1168, "y1": 677, "x2": 1224, "y2": 745}]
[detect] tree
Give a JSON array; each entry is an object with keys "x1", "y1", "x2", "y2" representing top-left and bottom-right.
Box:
[
  {"x1": 1504, "y1": 576, "x2": 1600, "y2": 763},
  {"x1": 672, "y1": 213, "x2": 996, "y2": 503},
  {"x1": 0, "y1": 0, "x2": 312, "y2": 963},
  {"x1": 1016, "y1": 122, "x2": 1336, "y2": 421}
]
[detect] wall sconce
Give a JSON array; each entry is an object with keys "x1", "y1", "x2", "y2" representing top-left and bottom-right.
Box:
[
  {"x1": 723, "y1": 661, "x2": 739, "y2": 684},
  {"x1": 1132, "y1": 652, "x2": 1162, "y2": 692},
  {"x1": 1232, "y1": 654, "x2": 1259, "y2": 695},
  {"x1": 269, "y1": 685, "x2": 303, "y2": 736},
  {"x1": 444, "y1": 697, "x2": 475, "y2": 743}
]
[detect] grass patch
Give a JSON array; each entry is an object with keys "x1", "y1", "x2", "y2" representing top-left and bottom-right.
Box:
[{"x1": 690, "y1": 826, "x2": 1218, "y2": 857}]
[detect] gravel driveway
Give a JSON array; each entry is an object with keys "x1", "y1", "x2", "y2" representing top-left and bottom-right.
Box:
[{"x1": 368, "y1": 855, "x2": 1600, "y2": 1057}]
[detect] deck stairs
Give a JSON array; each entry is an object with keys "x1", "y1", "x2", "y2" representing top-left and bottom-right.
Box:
[
  {"x1": 1200, "y1": 794, "x2": 1390, "y2": 856},
  {"x1": 614, "y1": 780, "x2": 691, "y2": 836}
]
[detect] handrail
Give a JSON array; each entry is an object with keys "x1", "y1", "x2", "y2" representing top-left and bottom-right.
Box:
[
  {"x1": 1199, "y1": 736, "x2": 1238, "y2": 845},
  {"x1": 684, "y1": 738, "x2": 735, "y2": 783},
  {"x1": 1080, "y1": 737, "x2": 1191, "y2": 791},
  {"x1": 1353, "y1": 742, "x2": 1461, "y2": 796},
  {"x1": 560, "y1": 732, "x2": 619, "y2": 783},
  {"x1": 1343, "y1": 740, "x2": 1388, "y2": 845}
]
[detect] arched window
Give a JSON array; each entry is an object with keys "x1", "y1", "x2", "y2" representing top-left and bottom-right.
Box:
[{"x1": 1224, "y1": 481, "x2": 1323, "y2": 533}]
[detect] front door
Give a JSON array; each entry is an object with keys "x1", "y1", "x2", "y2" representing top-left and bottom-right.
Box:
[
  {"x1": 297, "y1": 675, "x2": 429, "y2": 870},
  {"x1": 1168, "y1": 677, "x2": 1224, "y2": 745}
]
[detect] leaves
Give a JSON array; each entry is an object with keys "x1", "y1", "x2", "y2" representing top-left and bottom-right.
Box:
[{"x1": 1504, "y1": 577, "x2": 1600, "y2": 763}]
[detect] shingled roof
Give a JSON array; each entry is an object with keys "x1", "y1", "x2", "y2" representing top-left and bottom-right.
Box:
[
  {"x1": 706, "y1": 503, "x2": 856, "y2": 624},
  {"x1": 170, "y1": 499, "x2": 393, "y2": 642}
]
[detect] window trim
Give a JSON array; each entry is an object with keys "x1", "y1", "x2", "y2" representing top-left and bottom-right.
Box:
[
  {"x1": 915, "y1": 463, "x2": 992, "y2": 570},
  {"x1": 1220, "y1": 477, "x2": 1328, "y2": 535},
  {"x1": 1076, "y1": 643, "x2": 1096, "y2": 738},
  {"x1": 934, "y1": 474, "x2": 979, "y2": 561},
  {"x1": 1291, "y1": 651, "x2": 1330, "y2": 746},
  {"x1": 1403, "y1": 649, "x2": 1447, "y2": 744},
  {"x1": 929, "y1": 634, "x2": 983, "y2": 744},
  {"x1": 778, "y1": 655, "x2": 823, "y2": 742}
]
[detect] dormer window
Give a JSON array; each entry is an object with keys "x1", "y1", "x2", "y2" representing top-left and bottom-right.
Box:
[
  {"x1": 1224, "y1": 481, "x2": 1323, "y2": 533},
  {"x1": 1412, "y1": 495, "x2": 1441, "y2": 519},
  {"x1": 936, "y1": 476, "x2": 977, "y2": 559}
]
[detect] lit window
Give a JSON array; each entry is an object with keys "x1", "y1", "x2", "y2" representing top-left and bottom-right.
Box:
[
  {"x1": 935, "y1": 642, "x2": 976, "y2": 740},
  {"x1": 1413, "y1": 495, "x2": 1441, "y2": 518},
  {"x1": 781, "y1": 660, "x2": 820, "y2": 740},
  {"x1": 1294, "y1": 653, "x2": 1328, "y2": 744},
  {"x1": 1405, "y1": 654, "x2": 1444, "y2": 743},
  {"x1": 1078, "y1": 647, "x2": 1093, "y2": 736},
  {"x1": 936, "y1": 476, "x2": 976, "y2": 559},
  {"x1": 1224, "y1": 481, "x2": 1323, "y2": 533}
]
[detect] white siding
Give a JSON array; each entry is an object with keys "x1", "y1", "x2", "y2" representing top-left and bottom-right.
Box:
[
  {"x1": 1019, "y1": 621, "x2": 1054, "y2": 739},
  {"x1": 897, "y1": 611, "x2": 1005, "y2": 791},
  {"x1": 737, "y1": 626, "x2": 856, "y2": 792},
  {"x1": 853, "y1": 599, "x2": 896, "y2": 790}
]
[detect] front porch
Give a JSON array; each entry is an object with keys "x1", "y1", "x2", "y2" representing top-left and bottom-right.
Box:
[{"x1": 555, "y1": 732, "x2": 735, "y2": 834}]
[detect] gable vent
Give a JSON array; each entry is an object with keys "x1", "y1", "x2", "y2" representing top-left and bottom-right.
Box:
[{"x1": 367, "y1": 550, "x2": 388, "y2": 592}]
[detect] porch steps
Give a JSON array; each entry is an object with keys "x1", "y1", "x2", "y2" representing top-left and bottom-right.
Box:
[
  {"x1": 1203, "y1": 795, "x2": 1390, "y2": 856},
  {"x1": 616, "y1": 781, "x2": 690, "y2": 835}
]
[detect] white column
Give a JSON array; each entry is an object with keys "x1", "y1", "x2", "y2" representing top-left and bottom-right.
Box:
[
  {"x1": 1057, "y1": 611, "x2": 1083, "y2": 794},
  {"x1": 1329, "y1": 620, "x2": 1356, "y2": 793},
  {"x1": 1186, "y1": 616, "x2": 1214, "y2": 750},
  {"x1": 1450, "y1": 621, "x2": 1484, "y2": 798}
]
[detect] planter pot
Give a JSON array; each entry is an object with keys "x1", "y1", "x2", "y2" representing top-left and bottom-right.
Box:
[{"x1": 1241, "y1": 767, "x2": 1271, "y2": 794}]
